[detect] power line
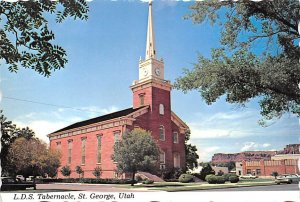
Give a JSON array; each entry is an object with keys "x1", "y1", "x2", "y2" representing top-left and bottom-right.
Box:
[{"x1": 2, "y1": 96, "x2": 102, "y2": 114}]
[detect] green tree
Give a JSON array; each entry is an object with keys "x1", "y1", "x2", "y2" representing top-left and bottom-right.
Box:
[
  {"x1": 199, "y1": 163, "x2": 215, "y2": 181},
  {"x1": 0, "y1": 0, "x2": 89, "y2": 77},
  {"x1": 112, "y1": 128, "x2": 160, "y2": 186},
  {"x1": 0, "y1": 110, "x2": 36, "y2": 176},
  {"x1": 75, "y1": 165, "x2": 83, "y2": 178},
  {"x1": 60, "y1": 165, "x2": 71, "y2": 178},
  {"x1": 175, "y1": 0, "x2": 300, "y2": 124},
  {"x1": 92, "y1": 166, "x2": 102, "y2": 179},
  {"x1": 7, "y1": 137, "x2": 61, "y2": 178},
  {"x1": 271, "y1": 171, "x2": 279, "y2": 179},
  {"x1": 185, "y1": 130, "x2": 199, "y2": 170}
]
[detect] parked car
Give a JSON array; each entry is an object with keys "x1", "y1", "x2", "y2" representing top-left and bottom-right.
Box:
[
  {"x1": 275, "y1": 174, "x2": 300, "y2": 184},
  {"x1": 16, "y1": 175, "x2": 25, "y2": 181},
  {"x1": 239, "y1": 174, "x2": 258, "y2": 179},
  {"x1": 1, "y1": 177, "x2": 36, "y2": 191}
]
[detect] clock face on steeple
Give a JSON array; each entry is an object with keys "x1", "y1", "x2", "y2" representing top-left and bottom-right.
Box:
[
  {"x1": 155, "y1": 68, "x2": 160, "y2": 76},
  {"x1": 144, "y1": 69, "x2": 148, "y2": 76}
]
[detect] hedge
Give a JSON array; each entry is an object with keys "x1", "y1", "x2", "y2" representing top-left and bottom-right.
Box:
[
  {"x1": 229, "y1": 175, "x2": 239, "y2": 183},
  {"x1": 178, "y1": 174, "x2": 194, "y2": 183},
  {"x1": 40, "y1": 178, "x2": 136, "y2": 184},
  {"x1": 223, "y1": 173, "x2": 238, "y2": 181},
  {"x1": 205, "y1": 175, "x2": 226, "y2": 184}
]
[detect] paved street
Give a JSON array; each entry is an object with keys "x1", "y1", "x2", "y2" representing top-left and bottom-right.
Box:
[{"x1": 189, "y1": 183, "x2": 299, "y2": 192}]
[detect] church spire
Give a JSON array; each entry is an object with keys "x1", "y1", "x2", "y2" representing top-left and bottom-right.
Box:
[{"x1": 145, "y1": 0, "x2": 156, "y2": 60}]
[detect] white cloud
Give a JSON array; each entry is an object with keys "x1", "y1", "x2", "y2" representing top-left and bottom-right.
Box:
[
  {"x1": 188, "y1": 109, "x2": 260, "y2": 139},
  {"x1": 240, "y1": 142, "x2": 272, "y2": 152},
  {"x1": 262, "y1": 143, "x2": 271, "y2": 148},
  {"x1": 14, "y1": 120, "x2": 67, "y2": 143},
  {"x1": 12, "y1": 105, "x2": 120, "y2": 144},
  {"x1": 197, "y1": 146, "x2": 220, "y2": 162}
]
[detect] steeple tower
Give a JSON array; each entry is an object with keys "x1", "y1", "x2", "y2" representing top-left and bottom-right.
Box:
[
  {"x1": 145, "y1": 0, "x2": 156, "y2": 59},
  {"x1": 136, "y1": 0, "x2": 165, "y2": 82},
  {"x1": 131, "y1": 0, "x2": 171, "y2": 109}
]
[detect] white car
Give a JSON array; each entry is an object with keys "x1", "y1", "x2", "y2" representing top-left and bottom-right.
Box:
[
  {"x1": 275, "y1": 174, "x2": 300, "y2": 184},
  {"x1": 240, "y1": 174, "x2": 258, "y2": 179}
]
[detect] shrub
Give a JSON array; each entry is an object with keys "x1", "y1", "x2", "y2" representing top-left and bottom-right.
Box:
[
  {"x1": 135, "y1": 175, "x2": 143, "y2": 182},
  {"x1": 217, "y1": 170, "x2": 224, "y2": 176},
  {"x1": 229, "y1": 175, "x2": 239, "y2": 183},
  {"x1": 205, "y1": 175, "x2": 225, "y2": 184},
  {"x1": 178, "y1": 174, "x2": 194, "y2": 183},
  {"x1": 205, "y1": 175, "x2": 216, "y2": 184},
  {"x1": 142, "y1": 179, "x2": 154, "y2": 184},
  {"x1": 162, "y1": 168, "x2": 185, "y2": 180},
  {"x1": 199, "y1": 164, "x2": 215, "y2": 181},
  {"x1": 92, "y1": 166, "x2": 102, "y2": 178},
  {"x1": 271, "y1": 171, "x2": 278, "y2": 179},
  {"x1": 75, "y1": 166, "x2": 83, "y2": 178},
  {"x1": 223, "y1": 173, "x2": 238, "y2": 181},
  {"x1": 60, "y1": 165, "x2": 71, "y2": 177}
]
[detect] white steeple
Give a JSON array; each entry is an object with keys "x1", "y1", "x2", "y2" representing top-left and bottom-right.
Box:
[
  {"x1": 145, "y1": 0, "x2": 156, "y2": 60},
  {"x1": 137, "y1": 0, "x2": 165, "y2": 82}
]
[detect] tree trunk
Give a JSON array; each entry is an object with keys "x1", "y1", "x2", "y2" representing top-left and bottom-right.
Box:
[{"x1": 131, "y1": 171, "x2": 135, "y2": 186}]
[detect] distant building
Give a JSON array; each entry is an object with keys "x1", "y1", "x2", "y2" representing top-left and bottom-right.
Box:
[
  {"x1": 271, "y1": 154, "x2": 300, "y2": 161},
  {"x1": 212, "y1": 166, "x2": 229, "y2": 175},
  {"x1": 242, "y1": 159, "x2": 299, "y2": 176},
  {"x1": 235, "y1": 162, "x2": 243, "y2": 176}
]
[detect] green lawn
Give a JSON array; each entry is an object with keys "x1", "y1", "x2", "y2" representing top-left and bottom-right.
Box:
[{"x1": 117, "y1": 178, "x2": 275, "y2": 192}]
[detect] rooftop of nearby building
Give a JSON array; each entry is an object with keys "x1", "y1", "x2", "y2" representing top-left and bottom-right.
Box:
[{"x1": 51, "y1": 106, "x2": 145, "y2": 134}]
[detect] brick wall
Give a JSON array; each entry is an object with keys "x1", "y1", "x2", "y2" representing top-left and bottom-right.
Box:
[
  {"x1": 242, "y1": 159, "x2": 299, "y2": 176},
  {"x1": 50, "y1": 125, "x2": 124, "y2": 178}
]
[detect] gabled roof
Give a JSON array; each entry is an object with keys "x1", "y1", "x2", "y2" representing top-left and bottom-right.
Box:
[
  {"x1": 171, "y1": 111, "x2": 189, "y2": 133},
  {"x1": 51, "y1": 106, "x2": 145, "y2": 134}
]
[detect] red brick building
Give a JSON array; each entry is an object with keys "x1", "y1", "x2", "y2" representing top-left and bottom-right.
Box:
[
  {"x1": 242, "y1": 159, "x2": 299, "y2": 176},
  {"x1": 48, "y1": 1, "x2": 189, "y2": 178}
]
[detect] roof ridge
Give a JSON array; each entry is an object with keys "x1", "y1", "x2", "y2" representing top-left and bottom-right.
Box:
[{"x1": 50, "y1": 106, "x2": 146, "y2": 134}]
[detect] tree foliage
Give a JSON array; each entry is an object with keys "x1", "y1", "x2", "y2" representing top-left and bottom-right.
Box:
[
  {"x1": 60, "y1": 165, "x2": 71, "y2": 178},
  {"x1": 93, "y1": 166, "x2": 102, "y2": 179},
  {"x1": 7, "y1": 137, "x2": 61, "y2": 178},
  {"x1": 199, "y1": 163, "x2": 215, "y2": 181},
  {"x1": 185, "y1": 130, "x2": 199, "y2": 171},
  {"x1": 0, "y1": 0, "x2": 89, "y2": 77},
  {"x1": 0, "y1": 110, "x2": 36, "y2": 175},
  {"x1": 112, "y1": 128, "x2": 160, "y2": 186},
  {"x1": 175, "y1": 0, "x2": 300, "y2": 124},
  {"x1": 75, "y1": 165, "x2": 83, "y2": 178}
]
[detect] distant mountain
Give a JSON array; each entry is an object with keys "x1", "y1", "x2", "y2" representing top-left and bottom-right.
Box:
[
  {"x1": 277, "y1": 144, "x2": 300, "y2": 154},
  {"x1": 211, "y1": 144, "x2": 300, "y2": 163},
  {"x1": 212, "y1": 151, "x2": 276, "y2": 163}
]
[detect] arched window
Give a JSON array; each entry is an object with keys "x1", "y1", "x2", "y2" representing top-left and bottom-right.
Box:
[
  {"x1": 159, "y1": 125, "x2": 165, "y2": 141},
  {"x1": 139, "y1": 94, "x2": 145, "y2": 106},
  {"x1": 160, "y1": 151, "x2": 165, "y2": 164},
  {"x1": 173, "y1": 132, "x2": 178, "y2": 143},
  {"x1": 159, "y1": 104, "x2": 164, "y2": 115},
  {"x1": 174, "y1": 153, "x2": 180, "y2": 168}
]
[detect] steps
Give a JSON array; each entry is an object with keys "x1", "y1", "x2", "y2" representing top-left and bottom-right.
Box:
[{"x1": 137, "y1": 172, "x2": 165, "y2": 182}]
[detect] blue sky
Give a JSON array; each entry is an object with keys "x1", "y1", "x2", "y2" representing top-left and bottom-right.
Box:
[{"x1": 1, "y1": 0, "x2": 299, "y2": 162}]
